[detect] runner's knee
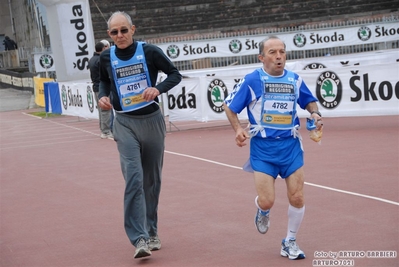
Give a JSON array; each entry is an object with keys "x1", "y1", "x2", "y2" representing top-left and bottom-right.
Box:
[
  {"x1": 257, "y1": 195, "x2": 274, "y2": 210},
  {"x1": 288, "y1": 192, "x2": 304, "y2": 208}
]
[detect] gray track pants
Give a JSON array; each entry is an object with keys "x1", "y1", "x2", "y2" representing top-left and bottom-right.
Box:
[
  {"x1": 94, "y1": 92, "x2": 113, "y2": 134},
  {"x1": 113, "y1": 109, "x2": 165, "y2": 246}
]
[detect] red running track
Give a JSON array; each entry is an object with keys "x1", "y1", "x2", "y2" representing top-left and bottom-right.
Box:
[{"x1": 1, "y1": 109, "x2": 398, "y2": 267}]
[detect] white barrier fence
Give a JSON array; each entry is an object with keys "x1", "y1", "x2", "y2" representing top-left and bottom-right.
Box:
[{"x1": 45, "y1": 49, "x2": 399, "y2": 121}]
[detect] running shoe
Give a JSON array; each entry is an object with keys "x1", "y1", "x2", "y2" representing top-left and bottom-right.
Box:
[
  {"x1": 148, "y1": 235, "x2": 161, "y2": 251},
  {"x1": 280, "y1": 238, "x2": 305, "y2": 260},
  {"x1": 134, "y1": 238, "x2": 151, "y2": 258},
  {"x1": 254, "y1": 208, "x2": 270, "y2": 234}
]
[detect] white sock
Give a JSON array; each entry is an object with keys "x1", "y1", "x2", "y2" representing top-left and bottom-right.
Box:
[{"x1": 286, "y1": 204, "x2": 305, "y2": 241}]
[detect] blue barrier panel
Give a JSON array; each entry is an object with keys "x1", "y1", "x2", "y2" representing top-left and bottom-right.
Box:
[{"x1": 44, "y1": 82, "x2": 62, "y2": 114}]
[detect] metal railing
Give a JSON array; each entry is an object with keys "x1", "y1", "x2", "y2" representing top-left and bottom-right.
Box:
[
  {"x1": 1, "y1": 13, "x2": 398, "y2": 73},
  {"x1": 147, "y1": 14, "x2": 399, "y2": 71},
  {"x1": 147, "y1": 13, "x2": 399, "y2": 43}
]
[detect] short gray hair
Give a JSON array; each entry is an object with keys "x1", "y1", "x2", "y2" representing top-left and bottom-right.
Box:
[
  {"x1": 259, "y1": 35, "x2": 286, "y2": 55},
  {"x1": 100, "y1": 39, "x2": 110, "y2": 47},
  {"x1": 107, "y1": 11, "x2": 133, "y2": 29}
]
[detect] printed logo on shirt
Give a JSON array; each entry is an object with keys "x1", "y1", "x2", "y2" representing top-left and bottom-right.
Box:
[
  {"x1": 61, "y1": 85, "x2": 68, "y2": 110},
  {"x1": 115, "y1": 64, "x2": 144, "y2": 78},
  {"x1": 224, "y1": 78, "x2": 244, "y2": 105},
  {"x1": 87, "y1": 85, "x2": 94, "y2": 113},
  {"x1": 315, "y1": 71, "x2": 343, "y2": 109},
  {"x1": 229, "y1": 39, "x2": 242, "y2": 54},
  {"x1": 265, "y1": 83, "x2": 294, "y2": 94},
  {"x1": 166, "y1": 44, "x2": 180, "y2": 59},
  {"x1": 357, "y1": 26, "x2": 372, "y2": 41},
  {"x1": 293, "y1": 33, "x2": 306, "y2": 48},
  {"x1": 207, "y1": 79, "x2": 228, "y2": 113}
]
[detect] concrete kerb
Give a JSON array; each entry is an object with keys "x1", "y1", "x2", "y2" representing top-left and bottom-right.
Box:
[{"x1": 0, "y1": 87, "x2": 40, "y2": 112}]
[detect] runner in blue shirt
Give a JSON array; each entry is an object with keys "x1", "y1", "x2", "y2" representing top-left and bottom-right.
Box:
[
  {"x1": 98, "y1": 11, "x2": 182, "y2": 259},
  {"x1": 224, "y1": 35, "x2": 323, "y2": 260}
]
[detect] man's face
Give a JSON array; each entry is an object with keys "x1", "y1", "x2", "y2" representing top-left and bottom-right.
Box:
[
  {"x1": 258, "y1": 39, "x2": 286, "y2": 76},
  {"x1": 107, "y1": 14, "x2": 135, "y2": 49}
]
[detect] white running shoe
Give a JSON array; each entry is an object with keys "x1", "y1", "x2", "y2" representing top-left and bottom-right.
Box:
[
  {"x1": 134, "y1": 238, "x2": 151, "y2": 259},
  {"x1": 280, "y1": 238, "x2": 305, "y2": 260}
]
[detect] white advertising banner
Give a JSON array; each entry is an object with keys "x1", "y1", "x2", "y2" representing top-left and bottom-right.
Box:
[
  {"x1": 285, "y1": 49, "x2": 399, "y2": 70},
  {"x1": 164, "y1": 54, "x2": 399, "y2": 122},
  {"x1": 165, "y1": 77, "x2": 202, "y2": 121},
  {"x1": 156, "y1": 22, "x2": 399, "y2": 62},
  {"x1": 166, "y1": 76, "x2": 249, "y2": 122},
  {"x1": 296, "y1": 63, "x2": 399, "y2": 118},
  {"x1": 38, "y1": 0, "x2": 95, "y2": 82},
  {"x1": 284, "y1": 23, "x2": 399, "y2": 51},
  {"x1": 58, "y1": 80, "x2": 99, "y2": 119},
  {"x1": 166, "y1": 49, "x2": 398, "y2": 77},
  {"x1": 49, "y1": 51, "x2": 398, "y2": 122}
]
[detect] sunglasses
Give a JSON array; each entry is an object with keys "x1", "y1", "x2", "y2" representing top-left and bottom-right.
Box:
[{"x1": 109, "y1": 28, "x2": 129, "y2": 36}]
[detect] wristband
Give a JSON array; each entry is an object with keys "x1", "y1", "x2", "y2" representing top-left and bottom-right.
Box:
[{"x1": 311, "y1": 111, "x2": 322, "y2": 117}]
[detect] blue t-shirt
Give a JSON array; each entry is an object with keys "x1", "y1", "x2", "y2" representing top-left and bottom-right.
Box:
[{"x1": 224, "y1": 67, "x2": 317, "y2": 139}]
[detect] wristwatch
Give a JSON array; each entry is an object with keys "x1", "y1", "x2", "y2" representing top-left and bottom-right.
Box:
[{"x1": 311, "y1": 111, "x2": 322, "y2": 117}]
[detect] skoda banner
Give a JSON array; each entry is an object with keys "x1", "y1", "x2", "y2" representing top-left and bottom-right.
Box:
[
  {"x1": 157, "y1": 22, "x2": 399, "y2": 62},
  {"x1": 38, "y1": 0, "x2": 95, "y2": 82}
]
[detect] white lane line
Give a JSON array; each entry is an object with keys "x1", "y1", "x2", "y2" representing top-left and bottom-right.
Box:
[
  {"x1": 23, "y1": 113, "x2": 101, "y2": 137},
  {"x1": 22, "y1": 112, "x2": 44, "y2": 119},
  {"x1": 165, "y1": 151, "x2": 242, "y2": 170},
  {"x1": 165, "y1": 150, "x2": 399, "y2": 206},
  {"x1": 304, "y1": 182, "x2": 399, "y2": 206},
  {"x1": 16, "y1": 113, "x2": 399, "y2": 206},
  {"x1": 0, "y1": 113, "x2": 102, "y2": 150},
  {"x1": 0, "y1": 138, "x2": 99, "y2": 150}
]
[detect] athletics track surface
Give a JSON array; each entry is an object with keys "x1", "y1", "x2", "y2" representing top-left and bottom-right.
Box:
[{"x1": 0, "y1": 107, "x2": 398, "y2": 267}]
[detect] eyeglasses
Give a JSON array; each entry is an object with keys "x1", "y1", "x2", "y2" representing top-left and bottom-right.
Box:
[{"x1": 109, "y1": 28, "x2": 129, "y2": 36}]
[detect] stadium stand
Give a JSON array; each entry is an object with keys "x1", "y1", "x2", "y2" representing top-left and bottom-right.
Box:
[{"x1": 89, "y1": 0, "x2": 399, "y2": 41}]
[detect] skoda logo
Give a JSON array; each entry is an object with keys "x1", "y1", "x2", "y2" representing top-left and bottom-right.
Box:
[
  {"x1": 61, "y1": 85, "x2": 68, "y2": 110},
  {"x1": 358, "y1": 26, "x2": 372, "y2": 41},
  {"x1": 207, "y1": 79, "x2": 228, "y2": 113},
  {"x1": 39, "y1": 54, "x2": 54, "y2": 69},
  {"x1": 303, "y1": 63, "x2": 327, "y2": 70},
  {"x1": 86, "y1": 85, "x2": 94, "y2": 113},
  {"x1": 293, "y1": 33, "x2": 306, "y2": 48},
  {"x1": 166, "y1": 44, "x2": 180, "y2": 59},
  {"x1": 229, "y1": 39, "x2": 242, "y2": 54},
  {"x1": 316, "y1": 71, "x2": 342, "y2": 109}
]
